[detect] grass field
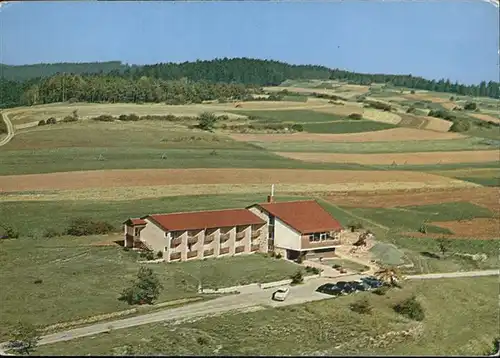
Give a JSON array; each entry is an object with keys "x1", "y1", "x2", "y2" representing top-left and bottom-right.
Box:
[
  {"x1": 250, "y1": 137, "x2": 493, "y2": 153},
  {"x1": 0, "y1": 234, "x2": 304, "y2": 341},
  {"x1": 344, "y1": 202, "x2": 494, "y2": 234},
  {"x1": 302, "y1": 120, "x2": 396, "y2": 133},
  {"x1": 231, "y1": 109, "x2": 346, "y2": 123},
  {"x1": 35, "y1": 277, "x2": 499, "y2": 356}
]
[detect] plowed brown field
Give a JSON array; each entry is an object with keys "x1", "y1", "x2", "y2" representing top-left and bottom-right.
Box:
[
  {"x1": 322, "y1": 187, "x2": 500, "y2": 212},
  {"x1": 229, "y1": 127, "x2": 465, "y2": 143},
  {"x1": 276, "y1": 150, "x2": 499, "y2": 165},
  {"x1": 430, "y1": 218, "x2": 500, "y2": 239},
  {"x1": 0, "y1": 168, "x2": 476, "y2": 193},
  {"x1": 470, "y1": 113, "x2": 500, "y2": 124}
]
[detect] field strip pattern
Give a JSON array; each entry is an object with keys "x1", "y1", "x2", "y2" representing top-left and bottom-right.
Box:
[
  {"x1": 0, "y1": 181, "x2": 481, "y2": 202},
  {"x1": 228, "y1": 128, "x2": 466, "y2": 143},
  {"x1": 275, "y1": 150, "x2": 500, "y2": 165},
  {"x1": 0, "y1": 168, "x2": 480, "y2": 193}
]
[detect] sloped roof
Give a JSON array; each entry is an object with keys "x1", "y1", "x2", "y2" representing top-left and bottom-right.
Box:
[
  {"x1": 124, "y1": 218, "x2": 147, "y2": 226},
  {"x1": 145, "y1": 208, "x2": 265, "y2": 232},
  {"x1": 249, "y1": 200, "x2": 343, "y2": 234}
]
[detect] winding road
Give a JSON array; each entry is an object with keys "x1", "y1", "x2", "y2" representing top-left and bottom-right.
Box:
[
  {"x1": 0, "y1": 269, "x2": 497, "y2": 353},
  {"x1": 0, "y1": 112, "x2": 14, "y2": 147}
]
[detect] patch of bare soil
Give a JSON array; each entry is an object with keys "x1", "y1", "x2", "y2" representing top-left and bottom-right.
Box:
[
  {"x1": 470, "y1": 113, "x2": 500, "y2": 124},
  {"x1": 276, "y1": 150, "x2": 499, "y2": 165}
]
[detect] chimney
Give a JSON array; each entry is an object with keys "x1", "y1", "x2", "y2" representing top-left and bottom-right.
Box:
[{"x1": 267, "y1": 184, "x2": 275, "y2": 203}]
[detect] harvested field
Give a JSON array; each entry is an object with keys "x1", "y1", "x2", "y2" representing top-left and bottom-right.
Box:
[
  {"x1": 0, "y1": 168, "x2": 478, "y2": 193},
  {"x1": 0, "y1": 182, "x2": 481, "y2": 202},
  {"x1": 228, "y1": 127, "x2": 466, "y2": 143},
  {"x1": 361, "y1": 108, "x2": 401, "y2": 124},
  {"x1": 322, "y1": 187, "x2": 500, "y2": 213},
  {"x1": 430, "y1": 218, "x2": 500, "y2": 239},
  {"x1": 424, "y1": 117, "x2": 454, "y2": 132},
  {"x1": 397, "y1": 114, "x2": 429, "y2": 129},
  {"x1": 276, "y1": 150, "x2": 499, "y2": 165},
  {"x1": 311, "y1": 104, "x2": 364, "y2": 116},
  {"x1": 470, "y1": 113, "x2": 500, "y2": 124}
]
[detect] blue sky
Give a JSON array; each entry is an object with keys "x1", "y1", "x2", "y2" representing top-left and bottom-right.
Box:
[{"x1": 1, "y1": 1, "x2": 498, "y2": 84}]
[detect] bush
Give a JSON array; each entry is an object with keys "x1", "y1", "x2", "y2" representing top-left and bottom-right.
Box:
[
  {"x1": 46, "y1": 117, "x2": 57, "y2": 125},
  {"x1": 291, "y1": 123, "x2": 303, "y2": 132},
  {"x1": 275, "y1": 252, "x2": 282, "y2": 259},
  {"x1": 393, "y1": 295, "x2": 425, "y2": 321},
  {"x1": 350, "y1": 298, "x2": 373, "y2": 315},
  {"x1": 198, "y1": 112, "x2": 218, "y2": 131},
  {"x1": 428, "y1": 109, "x2": 455, "y2": 121},
  {"x1": 449, "y1": 119, "x2": 470, "y2": 133},
  {"x1": 0, "y1": 224, "x2": 19, "y2": 239},
  {"x1": 118, "y1": 267, "x2": 163, "y2": 305},
  {"x1": 348, "y1": 113, "x2": 363, "y2": 120},
  {"x1": 7, "y1": 322, "x2": 41, "y2": 355},
  {"x1": 92, "y1": 115, "x2": 115, "y2": 122},
  {"x1": 65, "y1": 218, "x2": 115, "y2": 236},
  {"x1": 410, "y1": 90, "x2": 415, "y2": 94},
  {"x1": 347, "y1": 222, "x2": 364, "y2": 232},
  {"x1": 68, "y1": 97, "x2": 78, "y2": 103},
  {"x1": 372, "y1": 286, "x2": 389, "y2": 296},
  {"x1": 38, "y1": 120, "x2": 46, "y2": 126},
  {"x1": 305, "y1": 266, "x2": 321, "y2": 275},
  {"x1": 406, "y1": 106, "x2": 416, "y2": 114},
  {"x1": 61, "y1": 116, "x2": 78, "y2": 123},
  {"x1": 43, "y1": 228, "x2": 60, "y2": 238},
  {"x1": 291, "y1": 270, "x2": 304, "y2": 285},
  {"x1": 463, "y1": 102, "x2": 477, "y2": 111},
  {"x1": 156, "y1": 251, "x2": 163, "y2": 259},
  {"x1": 33, "y1": 279, "x2": 43, "y2": 284}
]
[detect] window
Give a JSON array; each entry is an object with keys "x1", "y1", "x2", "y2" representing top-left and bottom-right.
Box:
[
  {"x1": 320, "y1": 233, "x2": 327, "y2": 240},
  {"x1": 309, "y1": 233, "x2": 328, "y2": 242},
  {"x1": 134, "y1": 228, "x2": 141, "y2": 236},
  {"x1": 164, "y1": 246, "x2": 168, "y2": 251}
]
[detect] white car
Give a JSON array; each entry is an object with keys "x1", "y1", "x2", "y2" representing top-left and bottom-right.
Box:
[{"x1": 272, "y1": 287, "x2": 290, "y2": 301}]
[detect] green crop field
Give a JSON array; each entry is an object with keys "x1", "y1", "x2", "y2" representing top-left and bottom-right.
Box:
[
  {"x1": 302, "y1": 120, "x2": 396, "y2": 133},
  {"x1": 250, "y1": 137, "x2": 493, "y2": 153},
  {"x1": 232, "y1": 109, "x2": 347, "y2": 123},
  {"x1": 345, "y1": 202, "x2": 494, "y2": 234},
  {"x1": 0, "y1": 234, "x2": 303, "y2": 341},
  {"x1": 36, "y1": 277, "x2": 499, "y2": 356}
]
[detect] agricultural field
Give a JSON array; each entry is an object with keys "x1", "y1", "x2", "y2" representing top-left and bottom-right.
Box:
[{"x1": 36, "y1": 276, "x2": 499, "y2": 356}]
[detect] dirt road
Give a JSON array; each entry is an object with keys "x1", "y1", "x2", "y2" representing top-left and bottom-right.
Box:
[{"x1": 0, "y1": 112, "x2": 14, "y2": 147}]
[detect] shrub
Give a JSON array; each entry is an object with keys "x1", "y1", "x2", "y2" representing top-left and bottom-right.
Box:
[
  {"x1": 305, "y1": 266, "x2": 320, "y2": 275},
  {"x1": 372, "y1": 286, "x2": 389, "y2": 296},
  {"x1": 118, "y1": 267, "x2": 163, "y2": 305},
  {"x1": 291, "y1": 270, "x2": 304, "y2": 285},
  {"x1": 92, "y1": 115, "x2": 115, "y2": 122},
  {"x1": 410, "y1": 90, "x2": 415, "y2": 94},
  {"x1": 156, "y1": 251, "x2": 163, "y2": 259},
  {"x1": 463, "y1": 102, "x2": 477, "y2": 110},
  {"x1": 198, "y1": 112, "x2": 218, "y2": 131},
  {"x1": 7, "y1": 322, "x2": 41, "y2": 355},
  {"x1": 449, "y1": 96, "x2": 454, "y2": 100},
  {"x1": 46, "y1": 117, "x2": 57, "y2": 125},
  {"x1": 33, "y1": 279, "x2": 43, "y2": 284},
  {"x1": 38, "y1": 119, "x2": 46, "y2": 126},
  {"x1": 275, "y1": 252, "x2": 282, "y2": 259},
  {"x1": 418, "y1": 224, "x2": 428, "y2": 234},
  {"x1": 406, "y1": 106, "x2": 416, "y2": 114},
  {"x1": 428, "y1": 109, "x2": 455, "y2": 121},
  {"x1": 43, "y1": 228, "x2": 60, "y2": 238},
  {"x1": 347, "y1": 222, "x2": 364, "y2": 232},
  {"x1": 348, "y1": 113, "x2": 363, "y2": 120},
  {"x1": 0, "y1": 224, "x2": 19, "y2": 239},
  {"x1": 65, "y1": 218, "x2": 115, "y2": 236},
  {"x1": 61, "y1": 116, "x2": 78, "y2": 123},
  {"x1": 449, "y1": 119, "x2": 470, "y2": 133},
  {"x1": 350, "y1": 298, "x2": 373, "y2": 315},
  {"x1": 291, "y1": 123, "x2": 303, "y2": 132},
  {"x1": 393, "y1": 295, "x2": 425, "y2": 321}
]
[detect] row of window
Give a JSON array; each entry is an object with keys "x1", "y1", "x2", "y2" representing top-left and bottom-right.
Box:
[{"x1": 308, "y1": 232, "x2": 331, "y2": 242}]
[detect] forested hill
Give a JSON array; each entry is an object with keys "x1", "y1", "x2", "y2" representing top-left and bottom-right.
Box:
[
  {"x1": 1, "y1": 58, "x2": 499, "y2": 103},
  {"x1": 0, "y1": 61, "x2": 129, "y2": 82}
]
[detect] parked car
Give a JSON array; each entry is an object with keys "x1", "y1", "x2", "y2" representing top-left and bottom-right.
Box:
[
  {"x1": 334, "y1": 281, "x2": 356, "y2": 294},
  {"x1": 272, "y1": 287, "x2": 290, "y2": 301},
  {"x1": 349, "y1": 280, "x2": 371, "y2": 292},
  {"x1": 316, "y1": 283, "x2": 343, "y2": 296},
  {"x1": 361, "y1": 276, "x2": 384, "y2": 289}
]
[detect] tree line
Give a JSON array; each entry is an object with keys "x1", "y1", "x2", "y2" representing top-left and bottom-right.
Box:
[{"x1": 1, "y1": 57, "x2": 498, "y2": 108}]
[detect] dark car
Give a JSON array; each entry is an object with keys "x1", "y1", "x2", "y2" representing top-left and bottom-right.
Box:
[
  {"x1": 361, "y1": 276, "x2": 384, "y2": 289},
  {"x1": 334, "y1": 281, "x2": 356, "y2": 294},
  {"x1": 316, "y1": 283, "x2": 343, "y2": 296},
  {"x1": 349, "y1": 280, "x2": 370, "y2": 292}
]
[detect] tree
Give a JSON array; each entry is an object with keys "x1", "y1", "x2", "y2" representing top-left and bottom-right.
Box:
[
  {"x1": 393, "y1": 295, "x2": 425, "y2": 321},
  {"x1": 119, "y1": 266, "x2": 163, "y2": 305},
  {"x1": 290, "y1": 270, "x2": 304, "y2": 285},
  {"x1": 436, "y1": 239, "x2": 450, "y2": 258},
  {"x1": 463, "y1": 102, "x2": 477, "y2": 111},
  {"x1": 7, "y1": 322, "x2": 41, "y2": 355},
  {"x1": 375, "y1": 266, "x2": 403, "y2": 287},
  {"x1": 197, "y1": 112, "x2": 218, "y2": 131}
]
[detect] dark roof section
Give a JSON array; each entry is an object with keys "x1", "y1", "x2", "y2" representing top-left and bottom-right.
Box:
[
  {"x1": 249, "y1": 200, "x2": 343, "y2": 234},
  {"x1": 145, "y1": 208, "x2": 265, "y2": 232},
  {"x1": 124, "y1": 218, "x2": 147, "y2": 226}
]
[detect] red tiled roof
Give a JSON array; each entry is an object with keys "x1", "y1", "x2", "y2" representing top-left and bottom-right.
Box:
[
  {"x1": 250, "y1": 200, "x2": 343, "y2": 234},
  {"x1": 146, "y1": 208, "x2": 265, "y2": 232},
  {"x1": 124, "y1": 218, "x2": 147, "y2": 226}
]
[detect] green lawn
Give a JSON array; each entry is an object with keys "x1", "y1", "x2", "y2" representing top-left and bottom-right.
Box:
[
  {"x1": 0, "y1": 235, "x2": 303, "y2": 341},
  {"x1": 302, "y1": 121, "x2": 396, "y2": 134},
  {"x1": 345, "y1": 202, "x2": 494, "y2": 234},
  {"x1": 232, "y1": 109, "x2": 346, "y2": 123},
  {"x1": 323, "y1": 258, "x2": 369, "y2": 272},
  {"x1": 36, "y1": 277, "x2": 499, "y2": 356},
  {"x1": 251, "y1": 137, "x2": 493, "y2": 153},
  {"x1": 454, "y1": 176, "x2": 500, "y2": 187},
  {"x1": 0, "y1": 193, "x2": 307, "y2": 236},
  {"x1": 282, "y1": 95, "x2": 308, "y2": 102}
]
